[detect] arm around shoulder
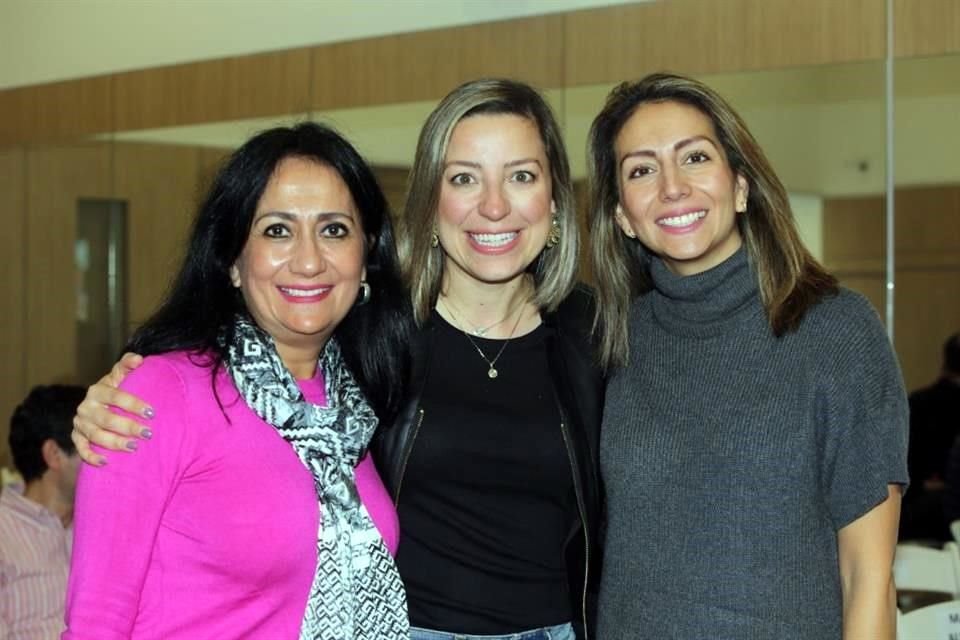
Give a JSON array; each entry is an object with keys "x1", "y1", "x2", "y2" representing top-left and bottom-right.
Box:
[{"x1": 63, "y1": 355, "x2": 193, "y2": 639}]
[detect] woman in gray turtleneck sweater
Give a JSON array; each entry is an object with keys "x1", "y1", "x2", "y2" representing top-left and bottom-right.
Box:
[{"x1": 586, "y1": 73, "x2": 907, "y2": 640}]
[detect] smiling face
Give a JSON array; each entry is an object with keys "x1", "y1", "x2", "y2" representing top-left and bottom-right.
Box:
[
  {"x1": 230, "y1": 156, "x2": 366, "y2": 372},
  {"x1": 614, "y1": 100, "x2": 749, "y2": 276},
  {"x1": 436, "y1": 113, "x2": 553, "y2": 288}
]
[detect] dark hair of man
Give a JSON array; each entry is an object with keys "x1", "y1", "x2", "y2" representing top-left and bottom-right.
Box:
[
  {"x1": 944, "y1": 333, "x2": 960, "y2": 376},
  {"x1": 9, "y1": 385, "x2": 86, "y2": 482},
  {"x1": 125, "y1": 122, "x2": 413, "y2": 423},
  {"x1": 587, "y1": 72, "x2": 838, "y2": 368}
]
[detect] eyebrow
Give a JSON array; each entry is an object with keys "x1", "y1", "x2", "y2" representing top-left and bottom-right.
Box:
[
  {"x1": 619, "y1": 135, "x2": 719, "y2": 168},
  {"x1": 254, "y1": 211, "x2": 355, "y2": 223},
  {"x1": 444, "y1": 158, "x2": 544, "y2": 171}
]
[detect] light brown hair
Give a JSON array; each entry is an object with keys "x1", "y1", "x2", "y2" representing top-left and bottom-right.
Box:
[{"x1": 400, "y1": 78, "x2": 578, "y2": 324}]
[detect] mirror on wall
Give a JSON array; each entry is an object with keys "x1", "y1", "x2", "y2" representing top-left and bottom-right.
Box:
[
  {"x1": 75, "y1": 198, "x2": 127, "y2": 383},
  {"x1": 892, "y1": 53, "x2": 960, "y2": 393}
]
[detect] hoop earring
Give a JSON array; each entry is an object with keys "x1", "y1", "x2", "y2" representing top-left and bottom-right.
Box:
[
  {"x1": 545, "y1": 214, "x2": 561, "y2": 249},
  {"x1": 357, "y1": 281, "x2": 372, "y2": 305}
]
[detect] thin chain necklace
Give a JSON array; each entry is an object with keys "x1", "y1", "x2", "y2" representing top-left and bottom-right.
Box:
[
  {"x1": 445, "y1": 297, "x2": 523, "y2": 337},
  {"x1": 440, "y1": 298, "x2": 526, "y2": 379}
]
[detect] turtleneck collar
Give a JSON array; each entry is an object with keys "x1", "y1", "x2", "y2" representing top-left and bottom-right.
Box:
[{"x1": 647, "y1": 246, "x2": 762, "y2": 337}]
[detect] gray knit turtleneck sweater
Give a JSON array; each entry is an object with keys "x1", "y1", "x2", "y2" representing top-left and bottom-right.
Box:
[{"x1": 597, "y1": 247, "x2": 908, "y2": 639}]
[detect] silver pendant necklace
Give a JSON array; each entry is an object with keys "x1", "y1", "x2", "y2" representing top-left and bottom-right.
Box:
[
  {"x1": 440, "y1": 298, "x2": 525, "y2": 379},
  {"x1": 461, "y1": 308, "x2": 517, "y2": 337}
]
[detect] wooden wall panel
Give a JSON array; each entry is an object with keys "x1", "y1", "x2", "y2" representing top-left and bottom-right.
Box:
[
  {"x1": 825, "y1": 186, "x2": 960, "y2": 391},
  {"x1": 895, "y1": 185, "x2": 960, "y2": 267},
  {"x1": 564, "y1": 0, "x2": 886, "y2": 86},
  {"x1": 113, "y1": 143, "x2": 203, "y2": 328},
  {"x1": 373, "y1": 166, "x2": 410, "y2": 219},
  {"x1": 822, "y1": 195, "x2": 886, "y2": 272},
  {"x1": 113, "y1": 48, "x2": 312, "y2": 131},
  {"x1": 0, "y1": 75, "x2": 113, "y2": 147},
  {"x1": 2, "y1": 0, "x2": 958, "y2": 146},
  {"x1": 310, "y1": 14, "x2": 564, "y2": 110},
  {"x1": 198, "y1": 147, "x2": 233, "y2": 189},
  {"x1": 0, "y1": 149, "x2": 26, "y2": 468},
  {"x1": 0, "y1": 87, "x2": 37, "y2": 148},
  {"x1": 25, "y1": 143, "x2": 112, "y2": 388},
  {"x1": 895, "y1": 270, "x2": 960, "y2": 391},
  {"x1": 573, "y1": 178, "x2": 592, "y2": 284},
  {"x1": 895, "y1": 0, "x2": 960, "y2": 57}
]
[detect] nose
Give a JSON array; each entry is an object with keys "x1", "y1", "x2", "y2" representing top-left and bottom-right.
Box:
[
  {"x1": 659, "y1": 165, "x2": 691, "y2": 202},
  {"x1": 289, "y1": 235, "x2": 326, "y2": 276},
  {"x1": 478, "y1": 183, "x2": 511, "y2": 221}
]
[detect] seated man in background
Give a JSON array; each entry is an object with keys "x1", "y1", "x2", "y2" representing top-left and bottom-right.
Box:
[
  {"x1": 0, "y1": 385, "x2": 85, "y2": 639},
  {"x1": 903, "y1": 333, "x2": 960, "y2": 541}
]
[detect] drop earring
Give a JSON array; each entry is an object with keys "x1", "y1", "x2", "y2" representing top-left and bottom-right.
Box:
[
  {"x1": 546, "y1": 214, "x2": 561, "y2": 249},
  {"x1": 357, "y1": 281, "x2": 371, "y2": 305}
]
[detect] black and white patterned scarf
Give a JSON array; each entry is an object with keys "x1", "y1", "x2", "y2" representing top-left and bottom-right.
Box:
[{"x1": 222, "y1": 316, "x2": 408, "y2": 640}]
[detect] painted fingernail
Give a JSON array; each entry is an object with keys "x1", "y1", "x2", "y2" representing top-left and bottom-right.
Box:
[
  {"x1": 97, "y1": 457, "x2": 107, "y2": 466},
  {"x1": 141, "y1": 428, "x2": 153, "y2": 439},
  {"x1": 125, "y1": 440, "x2": 139, "y2": 451},
  {"x1": 143, "y1": 407, "x2": 155, "y2": 419}
]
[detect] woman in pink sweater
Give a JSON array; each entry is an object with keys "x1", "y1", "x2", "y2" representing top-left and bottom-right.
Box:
[{"x1": 64, "y1": 124, "x2": 413, "y2": 639}]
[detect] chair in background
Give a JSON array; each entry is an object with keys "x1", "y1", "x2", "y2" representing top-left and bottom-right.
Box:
[
  {"x1": 894, "y1": 542, "x2": 960, "y2": 598},
  {"x1": 898, "y1": 600, "x2": 960, "y2": 640}
]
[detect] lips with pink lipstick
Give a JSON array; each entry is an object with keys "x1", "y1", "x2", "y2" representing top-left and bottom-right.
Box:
[
  {"x1": 467, "y1": 230, "x2": 520, "y2": 254},
  {"x1": 656, "y1": 209, "x2": 706, "y2": 233},
  {"x1": 277, "y1": 284, "x2": 333, "y2": 303}
]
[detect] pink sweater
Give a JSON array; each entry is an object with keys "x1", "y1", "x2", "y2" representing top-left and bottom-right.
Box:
[{"x1": 64, "y1": 351, "x2": 399, "y2": 639}]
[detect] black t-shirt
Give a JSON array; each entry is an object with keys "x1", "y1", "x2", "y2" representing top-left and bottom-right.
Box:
[{"x1": 396, "y1": 312, "x2": 576, "y2": 634}]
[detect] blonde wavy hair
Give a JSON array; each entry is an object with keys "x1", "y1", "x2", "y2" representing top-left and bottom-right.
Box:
[{"x1": 400, "y1": 78, "x2": 579, "y2": 325}]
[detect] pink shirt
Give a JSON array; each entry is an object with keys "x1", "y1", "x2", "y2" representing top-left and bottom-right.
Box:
[
  {"x1": 0, "y1": 487, "x2": 72, "y2": 639},
  {"x1": 64, "y1": 351, "x2": 399, "y2": 639}
]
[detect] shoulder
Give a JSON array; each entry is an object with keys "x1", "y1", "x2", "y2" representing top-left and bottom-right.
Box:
[
  {"x1": 547, "y1": 284, "x2": 605, "y2": 378},
  {"x1": 120, "y1": 350, "x2": 229, "y2": 420},
  {"x1": 798, "y1": 289, "x2": 905, "y2": 401},
  {"x1": 123, "y1": 350, "x2": 216, "y2": 389},
  {"x1": 556, "y1": 283, "x2": 597, "y2": 318},
  {"x1": 800, "y1": 288, "x2": 889, "y2": 356},
  {"x1": 550, "y1": 283, "x2": 597, "y2": 336},
  {"x1": 809, "y1": 287, "x2": 880, "y2": 324}
]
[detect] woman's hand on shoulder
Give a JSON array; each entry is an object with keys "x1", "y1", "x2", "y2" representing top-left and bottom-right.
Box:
[{"x1": 72, "y1": 353, "x2": 153, "y2": 465}]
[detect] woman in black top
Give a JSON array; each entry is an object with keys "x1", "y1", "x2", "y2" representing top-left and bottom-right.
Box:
[
  {"x1": 72, "y1": 79, "x2": 604, "y2": 640},
  {"x1": 377, "y1": 78, "x2": 602, "y2": 640}
]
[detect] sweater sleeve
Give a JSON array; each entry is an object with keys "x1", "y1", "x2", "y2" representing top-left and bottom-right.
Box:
[
  {"x1": 819, "y1": 292, "x2": 910, "y2": 530},
  {"x1": 63, "y1": 356, "x2": 193, "y2": 639}
]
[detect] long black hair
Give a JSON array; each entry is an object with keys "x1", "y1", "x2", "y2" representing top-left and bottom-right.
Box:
[{"x1": 127, "y1": 122, "x2": 413, "y2": 422}]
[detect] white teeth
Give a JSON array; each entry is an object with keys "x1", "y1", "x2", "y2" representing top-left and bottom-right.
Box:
[
  {"x1": 280, "y1": 287, "x2": 328, "y2": 297},
  {"x1": 658, "y1": 211, "x2": 706, "y2": 227},
  {"x1": 470, "y1": 232, "x2": 518, "y2": 247}
]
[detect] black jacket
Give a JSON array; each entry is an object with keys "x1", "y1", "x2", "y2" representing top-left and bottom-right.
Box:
[{"x1": 372, "y1": 285, "x2": 605, "y2": 638}]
